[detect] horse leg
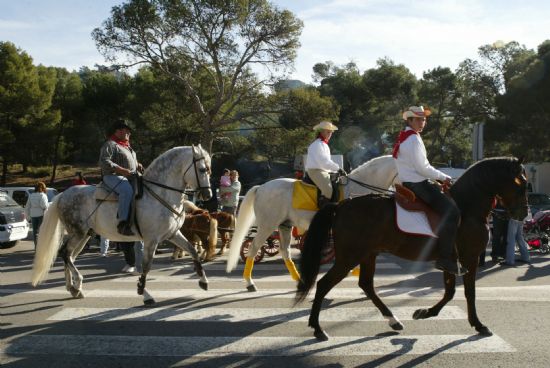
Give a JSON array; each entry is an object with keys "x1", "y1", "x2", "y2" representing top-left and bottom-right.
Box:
[
  {"x1": 59, "y1": 233, "x2": 90, "y2": 299},
  {"x1": 243, "y1": 226, "x2": 274, "y2": 292},
  {"x1": 278, "y1": 225, "x2": 300, "y2": 281},
  {"x1": 463, "y1": 261, "x2": 492, "y2": 336},
  {"x1": 168, "y1": 231, "x2": 209, "y2": 291},
  {"x1": 413, "y1": 271, "x2": 456, "y2": 320},
  {"x1": 136, "y1": 240, "x2": 157, "y2": 306},
  {"x1": 358, "y1": 255, "x2": 403, "y2": 331},
  {"x1": 218, "y1": 231, "x2": 229, "y2": 255},
  {"x1": 309, "y1": 261, "x2": 352, "y2": 341}
]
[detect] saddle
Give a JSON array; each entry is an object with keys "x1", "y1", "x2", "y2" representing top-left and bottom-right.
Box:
[
  {"x1": 94, "y1": 175, "x2": 144, "y2": 235},
  {"x1": 302, "y1": 172, "x2": 341, "y2": 207},
  {"x1": 394, "y1": 183, "x2": 441, "y2": 235}
]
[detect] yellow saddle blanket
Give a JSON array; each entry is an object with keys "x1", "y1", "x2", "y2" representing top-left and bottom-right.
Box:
[{"x1": 292, "y1": 181, "x2": 343, "y2": 211}]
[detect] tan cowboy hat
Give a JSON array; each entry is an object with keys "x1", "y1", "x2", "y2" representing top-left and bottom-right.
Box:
[
  {"x1": 312, "y1": 121, "x2": 338, "y2": 131},
  {"x1": 402, "y1": 106, "x2": 432, "y2": 120}
]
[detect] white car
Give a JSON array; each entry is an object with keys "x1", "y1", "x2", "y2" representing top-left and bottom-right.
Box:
[
  {"x1": 0, "y1": 190, "x2": 29, "y2": 248},
  {"x1": 0, "y1": 186, "x2": 59, "y2": 206}
]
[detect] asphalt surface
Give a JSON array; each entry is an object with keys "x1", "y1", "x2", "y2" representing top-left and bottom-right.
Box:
[{"x1": 1, "y1": 237, "x2": 549, "y2": 368}]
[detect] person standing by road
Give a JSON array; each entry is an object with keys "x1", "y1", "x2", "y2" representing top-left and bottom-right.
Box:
[
  {"x1": 25, "y1": 182, "x2": 49, "y2": 248},
  {"x1": 219, "y1": 170, "x2": 241, "y2": 216}
]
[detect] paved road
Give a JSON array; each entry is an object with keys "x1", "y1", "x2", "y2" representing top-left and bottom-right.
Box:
[{"x1": 1, "y1": 239, "x2": 549, "y2": 367}]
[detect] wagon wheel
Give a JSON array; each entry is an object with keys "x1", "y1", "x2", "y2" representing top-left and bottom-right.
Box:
[
  {"x1": 240, "y1": 238, "x2": 265, "y2": 263},
  {"x1": 297, "y1": 231, "x2": 335, "y2": 264},
  {"x1": 263, "y1": 236, "x2": 280, "y2": 257}
]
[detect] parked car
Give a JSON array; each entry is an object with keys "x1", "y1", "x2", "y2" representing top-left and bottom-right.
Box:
[
  {"x1": 0, "y1": 190, "x2": 29, "y2": 248},
  {"x1": 0, "y1": 186, "x2": 59, "y2": 207},
  {"x1": 528, "y1": 192, "x2": 550, "y2": 216}
]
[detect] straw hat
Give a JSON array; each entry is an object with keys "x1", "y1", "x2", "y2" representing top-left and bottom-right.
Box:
[
  {"x1": 402, "y1": 106, "x2": 432, "y2": 120},
  {"x1": 312, "y1": 121, "x2": 338, "y2": 131}
]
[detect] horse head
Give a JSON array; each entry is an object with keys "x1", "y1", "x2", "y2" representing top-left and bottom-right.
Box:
[
  {"x1": 185, "y1": 145, "x2": 212, "y2": 201},
  {"x1": 495, "y1": 157, "x2": 529, "y2": 221}
]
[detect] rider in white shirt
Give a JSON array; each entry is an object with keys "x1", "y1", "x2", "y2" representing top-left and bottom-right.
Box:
[
  {"x1": 393, "y1": 106, "x2": 465, "y2": 275},
  {"x1": 305, "y1": 121, "x2": 344, "y2": 207}
]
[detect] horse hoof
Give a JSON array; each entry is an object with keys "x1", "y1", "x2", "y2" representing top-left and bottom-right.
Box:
[
  {"x1": 413, "y1": 308, "x2": 429, "y2": 320},
  {"x1": 477, "y1": 326, "x2": 493, "y2": 336},
  {"x1": 390, "y1": 321, "x2": 404, "y2": 330},
  {"x1": 143, "y1": 298, "x2": 156, "y2": 307},
  {"x1": 199, "y1": 281, "x2": 208, "y2": 291},
  {"x1": 314, "y1": 329, "x2": 330, "y2": 341},
  {"x1": 247, "y1": 284, "x2": 257, "y2": 292},
  {"x1": 69, "y1": 287, "x2": 84, "y2": 299}
]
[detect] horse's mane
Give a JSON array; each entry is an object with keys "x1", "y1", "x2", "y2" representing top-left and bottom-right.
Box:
[
  {"x1": 451, "y1": 156, "x2": 521, "y2": 206},
  {"x1": 349, "y1": 155, "x2": 393, "y2": 175},
  {"x1": 144, "y1": 145, "x2": 210, "y2": 177}
]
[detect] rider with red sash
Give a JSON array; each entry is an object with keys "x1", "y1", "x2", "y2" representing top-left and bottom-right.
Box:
[
  {"x1": 393, "y1": 106, "x2": 466, "y2": 275},
  {"x1": 99, "y1": 119, "x2": 143, "y2": 236},
  {"x1": 305, "y1": 121, "x2": 344, "y2": 207}
]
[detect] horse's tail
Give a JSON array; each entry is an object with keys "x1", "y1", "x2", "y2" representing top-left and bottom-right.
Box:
[
  {"x1": 208, "y1": 217, "x2": 218, "y2": 253},
  {"x1": 226, "y1": 186, "x2": 258, "y2": 272},
  {"x1": 31, "y1": 195, "x2": 65, "y2": 287},
  {"x1": 296, "y1": 203, "x2": 338, "y2": 303}
]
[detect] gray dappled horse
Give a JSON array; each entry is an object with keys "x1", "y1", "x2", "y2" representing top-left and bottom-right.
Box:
[
  {"x1": 31, "y1": 145, "x2": 212, "y2": 305},
  {"x1": 226, "y1": 155, "x2": 398, "y2": 291}
]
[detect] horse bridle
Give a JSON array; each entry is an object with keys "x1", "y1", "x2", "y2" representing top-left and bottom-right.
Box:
[
  {"x1": 142, "y1": 146, "x2": 211, "y2": 217},
  {"x1": 183, "y1": 145, "x2": 212, "y2": 193},
  {"x1": 143, "y1": 146, "x2": 211, "y2": 195}
]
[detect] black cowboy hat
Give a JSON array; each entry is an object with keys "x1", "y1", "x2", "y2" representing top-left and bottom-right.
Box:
[{"x1": 108, "y1": 119, "x2": 133, "y2": 136}]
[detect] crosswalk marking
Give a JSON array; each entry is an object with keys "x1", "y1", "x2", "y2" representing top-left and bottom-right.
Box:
[
  {"x1": 167, "y1": 262, "x2": 402, "y2": 270},
  {"x1": 48, "y1": 306, "x2": 467, "y2": 322},
  {"x1": 108, "y1": 273, "x2": 418, "y2": 282},
  {"x1": 4, "y1": 285, "x2": 550, "y2": 301},
  {"x1": 2, "y1": 334, "x2": 515, "y2": 356}
]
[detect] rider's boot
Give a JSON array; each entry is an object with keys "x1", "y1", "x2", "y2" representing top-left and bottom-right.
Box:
[
  {"x1": 117, "y1": 220, "x2": 135, "y2": 236},
  {"x1": 317, "y1": 195, "x2": 331, "y2": 209}
]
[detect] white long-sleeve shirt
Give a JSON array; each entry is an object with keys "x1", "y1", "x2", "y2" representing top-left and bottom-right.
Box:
[
  {"x1": 395, "y1": 127, "x2": 450, "y2": 183},
  {"x1": 305, "y1": 139, "x2": 340, "y2": 172},
  {"x1": 25, "y1": 192, "x2": 49, "y2": 218}
]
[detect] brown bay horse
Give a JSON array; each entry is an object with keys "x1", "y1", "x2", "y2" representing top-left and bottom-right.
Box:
[
  {"x1": 172, "y1": 201, "x2": 234, "y2": 262},
  {"x1": 296, "y1": 157, "x2": 528, "y2": 341}
]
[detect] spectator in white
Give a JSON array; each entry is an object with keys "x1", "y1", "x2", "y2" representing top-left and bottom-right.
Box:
[
  {"x1": 393, "y1": 106, "x2": 464, "y2": 276},
  {"x1": 219, "y1": 170, "x2": 241, "y2": 216},
  {"x1": 305, "y1": 121, "x2": 343, "y2": 207},
  {"x1": 25, "y1": 181, "x2": 49, "y2": 248}
]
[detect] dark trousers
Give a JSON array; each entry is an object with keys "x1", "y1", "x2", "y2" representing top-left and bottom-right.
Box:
[
  {"x1": 31, "y1": 216, "x2": 43, "y2": 247},
  {"x1": 118, "y1": 241, "x2": 135, "y2": 267},
  {"x1": 491, "y1": 214, "x2": 509, "y2": 259},
  {"x1": 403, "y1": 180, "x2": 460, "y2": 260}
]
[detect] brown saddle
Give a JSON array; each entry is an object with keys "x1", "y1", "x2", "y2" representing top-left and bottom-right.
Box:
[{"x1": 394, "y1": 183, "x2": 441, "y2": 234}]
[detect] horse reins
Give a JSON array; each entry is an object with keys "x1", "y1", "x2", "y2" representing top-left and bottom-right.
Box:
[{"x1": 142, "y1": 146, "x2": 212, "y2": 218}]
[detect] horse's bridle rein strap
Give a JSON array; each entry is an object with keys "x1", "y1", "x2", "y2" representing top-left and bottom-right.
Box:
[{"x1": 143, "y1": 183, "x2": 186, "y2": 218}]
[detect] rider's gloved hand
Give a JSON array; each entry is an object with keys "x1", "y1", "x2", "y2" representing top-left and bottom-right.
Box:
[{"x1": 338, "y1": 168, "x2": 347, "y2": 176}]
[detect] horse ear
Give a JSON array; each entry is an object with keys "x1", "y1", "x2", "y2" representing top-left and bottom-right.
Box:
[{"x1": 517, "y1": 155, "x2": 525, "y2": 164}]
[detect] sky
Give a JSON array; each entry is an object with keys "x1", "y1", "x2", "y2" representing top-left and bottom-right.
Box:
[{"x1": 1, "y1": 0, "x2": 550, "y2": 83}]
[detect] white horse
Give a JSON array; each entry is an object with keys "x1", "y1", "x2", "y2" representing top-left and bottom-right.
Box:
[
  {"x1": 31, "y1": 145, "x2": 212, "y2": 305},
  {"x1": 226, "y1": 155, "x2": 398, "y2": 291}
]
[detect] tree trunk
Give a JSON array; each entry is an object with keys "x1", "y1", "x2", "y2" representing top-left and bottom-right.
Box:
[
  {"x1": 50, "y1": 120, "x2": 65, "y2": 184},
  {"x1": 1, "y1": 159, "x2": 7, "y2": 187}
]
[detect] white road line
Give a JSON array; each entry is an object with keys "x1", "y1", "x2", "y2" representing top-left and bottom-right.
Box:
[
  {"x1": 47, "y1": 306, "x2": 467, "y2": 322},
  {"x1": 4, "y1": 285, "x2": 550, "y2": 301},
  {"x1": 165, "y1": 263, "x2": 402, "y2": 271},
  {"x1": 108, "y1": 273, "x2": 417, "y2": 282},
  {"x1": 1, "y1": 334, "x2": 516, "y2": 356}
]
